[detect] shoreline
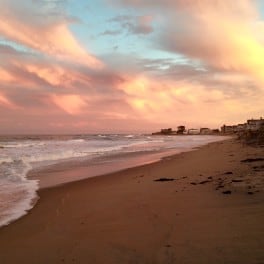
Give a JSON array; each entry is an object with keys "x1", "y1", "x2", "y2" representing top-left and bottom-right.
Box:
[
  {"x1": 28, "y1": 136, "x2": 228, "y2": 190},
  {"x1": 0, "y1": 138, "x2": 263, "y2": 263},
  {"x1": 28, "y1": 147, "x2": 190, "y2": 190}
]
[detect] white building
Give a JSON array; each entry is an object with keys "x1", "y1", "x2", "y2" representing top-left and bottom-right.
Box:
[
  {"x1": 246, "y1": 118, "x2": 264, "y2": 131},
  {"x1": 188, "y1": 129, "x2": 200, "y2": 135},
  {"x1": 200, "y1": 128, "x2": 211, "y2": 135},
  {"x1": 237, "y1": 123, "x2": 247, "y2": 131}
]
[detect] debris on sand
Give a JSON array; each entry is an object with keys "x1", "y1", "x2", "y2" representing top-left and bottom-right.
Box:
[
  {"x1": 241, "y1": 158, "x2": 264, "y2": 163},
  {"x1": 222, "y1": 190, "x2": 232, "y2": 194},
  {"x1": 154, "y1": 178, "x2": 175, "y2": 182}
]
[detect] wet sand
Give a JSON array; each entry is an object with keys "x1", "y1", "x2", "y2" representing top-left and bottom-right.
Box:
[{"x1": 0, "y1": 139, "x2": 263, "y2": 264}]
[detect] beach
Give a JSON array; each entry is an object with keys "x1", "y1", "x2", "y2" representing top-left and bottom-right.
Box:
[{"x1": 0, "y1": 138, "x2": 263, "y2": 264}]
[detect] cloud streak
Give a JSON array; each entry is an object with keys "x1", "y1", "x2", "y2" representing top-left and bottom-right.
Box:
[{"x1": 52, "y1": 94, "x2": 87, "y2": 115}]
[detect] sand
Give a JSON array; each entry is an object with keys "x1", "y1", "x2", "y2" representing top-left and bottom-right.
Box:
[{"x1": 0, "y1": 138, "x2": 263, "y2": 264}]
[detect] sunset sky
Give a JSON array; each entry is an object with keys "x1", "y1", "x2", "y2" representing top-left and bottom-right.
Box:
[{"x1": 0, "y1": 0, "x2": 264, "y2": 134}]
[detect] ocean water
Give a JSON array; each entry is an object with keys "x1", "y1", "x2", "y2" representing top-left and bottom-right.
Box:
[{"x1": 0, "y1": 134, "x2": 225, "y2": 227}]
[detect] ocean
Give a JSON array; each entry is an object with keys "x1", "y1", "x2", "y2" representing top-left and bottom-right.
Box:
[{"x1": 0, "y1": 134, "x2": 225, "y2": 228}]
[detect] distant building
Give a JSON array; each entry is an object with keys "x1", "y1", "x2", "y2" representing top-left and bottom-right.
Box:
[
  {"x1": 177, "y1": 126, "x2": 186, "y2": 135},
  {"x1": 221, "y1": 125, "x2": 237, "y2": 134},
  {"x1": 152, "y1": 128, "x2": 177, "y2": 135},
  {"x1": 188, "y1": 129, "x2": 200, "y2": 135},
  {"x1": 221, "y1": 117, "x2": 264, "y2": 134},
  {"x1": 232, "y1": 125, "x2": 238, "y2": 133},
  {"x1": 237, "y1": 123, "x2": 247, "y2": 131},
  {"x1": 211, "y1": 129, "x2": 220, "y2": 134},
  {"x1": 246, "y1": 118, "x2": 264, "y2": 131},
  {"x1": 200, "y1": 128, "x2": 211, "y2": 135},
  {"x1": 161, "y1": 128, "x2": 173, "y2": 134}
]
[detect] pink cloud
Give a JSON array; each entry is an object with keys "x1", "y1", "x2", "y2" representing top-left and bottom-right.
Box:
[
  {"x1": 0, "y1": 93, "x2": 16, "y2": 109},
  {"x1": 0, "y1": 1, "x2": 103, "y2": 69},
  {"x1": 0, "y1": 67, "x2": 14, "y2": 82},
  {"x1": 118, "y1": 73, "x2": 264, "y2": 128},
  {"x1": 115, "y1": 0, "x2": 257, "y2": 19},
  {"x1": 52, "y1": 94, "x2": 87, "y2": 115},
  {"x1": 161, "y1": 4, "x2": 264, "y2": 76}
]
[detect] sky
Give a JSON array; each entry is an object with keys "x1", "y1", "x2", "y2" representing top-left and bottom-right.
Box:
[{"x1": 0, "y1": 0, "x2": 264, "y2": 134}]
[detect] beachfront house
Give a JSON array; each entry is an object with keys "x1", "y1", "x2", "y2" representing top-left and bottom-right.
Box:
[
  {"x1": 177, "y1": 126, "x2": 186, "y2": 134},
  {"x1": 246, "y1": 118, "x2": 264, "y2": 131},
  {"x1": 161, "y1": 128, "x2": 173, "y2": 134},
  {"x1": 188, "y1": 129, "x2": 200, "y2": 135},
  {"x1": 211, "y1": 129, "x2": 220, "y2": 134},
  {"x1": 200, "y1": 128, "x2": 211, "y2": 135},
  {"x1": 237, "y1": 123, "x2": 247, "y2": 131},
  {"x1": 152, "y1": 128, "x2": 176, "y2": 135},
  {"x1": 221, "y1": 117, "x2": 264, "y2": 135},
  {"x1": 221, "y1": 125, "x2": 236, "y2": 134}
]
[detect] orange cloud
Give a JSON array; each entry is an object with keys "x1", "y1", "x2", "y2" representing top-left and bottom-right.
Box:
[
  {"x1": 0, "y1": 93, "x2": 16, "y2": 109},
  {"x1": 0, "y1": 7, "x2": 103, "y2": 69},
  {"x1": 24, "y1": 64, "x2": 67, "y2": 86},
  {"x1": 52, "y1": 94, "x2": 87, "y2": 115},
  {"x1": 183, "y1": 12, "x2": 264, "y2": 82},
  {"x1": 118, "y1": 74, "x2": 232, "y2": 126},
  {"x1": 0, "y1": 67, "x2": 14, "y2": 82},
  {"x1": 117, "y1": 71, "x2": 264, "y2": 128},
  {"x1": 160, "y1": 1, "x2": 264, "y2": 84}
]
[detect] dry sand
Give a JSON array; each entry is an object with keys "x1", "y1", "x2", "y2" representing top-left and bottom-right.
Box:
[{"x1": 0, "y1": 138, "x2": 263, "y2": 264}]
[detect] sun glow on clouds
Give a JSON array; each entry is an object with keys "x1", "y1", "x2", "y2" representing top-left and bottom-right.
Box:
[
  {"x1": 25, "y1": 64, "x2": 66, "y2": 86},
  {"x1": 195, "y1": 18, "x2": 264, "y2": 82},
  {"x1": 41, "y1": 24, "x2": 103, "y2": 69},
  {"x1": 119, "y1": 74, "x2": 227, "y2": 125},
  {"x1": 0, "y1": 93, "x2": 15, "y2": 109},
  {"x1": 52, "y1": 95, "x2": 87, "y2": 115},
  {"x1": 0, "y1": 68, "x2": 14, "y2": 82},
  {"x1": 165, "y1": 1, "x2": 264, "y2": 84}
]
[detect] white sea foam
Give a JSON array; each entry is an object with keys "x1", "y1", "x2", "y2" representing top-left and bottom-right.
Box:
[
  {"x1": 124, "y1": 135, "x2": 135, "y2": 138},
  {"x1": 0, "y1": 159, "x2": 39, "y2": 227},
  {"x1": 1, "y1": 142, "x2": 46, "y2": 148},
  {"x1": 66, "y1": 139, "x2": 85, "y2": 143}
]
